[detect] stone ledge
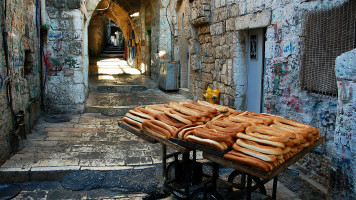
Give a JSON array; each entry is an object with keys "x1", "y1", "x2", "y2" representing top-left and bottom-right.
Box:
[{"x1": 235, "y1": 9, "x2": 271, "y2": 30}]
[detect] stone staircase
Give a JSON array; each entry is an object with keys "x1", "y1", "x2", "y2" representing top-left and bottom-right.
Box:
[
  {"x1": 85, "y1": 74, "x2": 188, "y2": 117},
  {"x1": 100, "y1": 44, "x2": 125, "y2": 58}
]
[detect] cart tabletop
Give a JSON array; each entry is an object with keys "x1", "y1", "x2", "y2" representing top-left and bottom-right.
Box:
[{"x1": 203, "y1": 136, "x2": 325, "y2": 180}]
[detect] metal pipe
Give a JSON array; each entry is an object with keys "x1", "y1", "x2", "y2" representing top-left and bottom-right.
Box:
[{"x1": 40, "y1": 0, "x2": 46, "y2": 25}]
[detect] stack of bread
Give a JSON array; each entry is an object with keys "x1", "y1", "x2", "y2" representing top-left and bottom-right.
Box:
[
  {"x1": 175, "y1": 117, "x2": 246, "y2": 150},
  {"x1": 121, "y1": 101, "x2": 321, "y2": 173},
  {"x1": 121, "y1": 101, "x2": 237, "y2": 139},
  {"x1": 223, "y1": 112, "x2": 320, "y2": 172}
]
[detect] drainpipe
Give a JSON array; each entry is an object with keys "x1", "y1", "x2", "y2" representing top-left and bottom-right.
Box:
[{"x1": 41, "y1": 0, "x2": 46, "y2": 25}]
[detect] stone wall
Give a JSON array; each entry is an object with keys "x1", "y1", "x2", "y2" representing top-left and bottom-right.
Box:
[
  {"x1": 88, "y1": 15, "x2": 108, "y2": 57},
  {"x1": 0, "y1": 0, "x2": 42, "y2": 164},
  {"x1": 149, "y1": 0, "x2": 174, "y2": 81},
  {"x1": 329, "y1": 49, "x2": 356, "y2": 199},
  {"x1": 169, "y1": 0, "x2": 353, "y2": 190},
  {"x1": 44, "y1": 0, "x2": 87, "y2": 113}
]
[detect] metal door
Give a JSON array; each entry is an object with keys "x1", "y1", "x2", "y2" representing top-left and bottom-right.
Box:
[{"x1": 246, "y1": 29, "x2": 265, "y2": 113}]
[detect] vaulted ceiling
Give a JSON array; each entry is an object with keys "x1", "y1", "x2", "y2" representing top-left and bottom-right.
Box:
[{"x1": 114, "y1": 0, "x2": 141, "y2": 15}]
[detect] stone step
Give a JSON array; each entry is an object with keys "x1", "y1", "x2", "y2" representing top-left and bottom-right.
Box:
[
  {"x1": 0, "y1": 165, "x2": 162, "y2": 194},
  {"x1": 85, "y1": 89, "x2": 189, "y2": 116},
  {"x1": 85, "y1": 105, "x2": 136, "y2": 116},
  {"x1": 90, "y1": 85, "x2": 149, "y2": 93},
  {"x1": 102, "y1": 50, "x2": 124, "y2": 53},
  {"x1": 92, "y1": 68, "x2": 125, "y2": 75},
  {"x1": 99, "y1": 54, "x2": 124, "y2": 58},
  {"x1": 86, "y1": 90, "x2": 189, "y2": 107}
]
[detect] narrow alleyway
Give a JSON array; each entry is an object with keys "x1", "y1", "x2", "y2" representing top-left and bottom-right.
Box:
[
  {"x1": 0, "y1": 58, "x2": 188, "y2": 198},
  {"x1": 0, "y1": 60, "x2": 326, "y2": 200}
]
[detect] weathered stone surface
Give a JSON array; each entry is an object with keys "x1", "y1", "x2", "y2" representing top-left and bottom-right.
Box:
[
  {"x1": 53, "y1": 0, "x2": 66, "y2": 9},
  {"x1": 335, "y1": 48, "x2": 356, "y2": 81},
  {"x1": 60, "y1": 170, "x2": 105, "y2": 191},
  {"x1": 67, "y1": 0, "x2": 80, "y2": 9},
  {"x1": 226, "y1": 17, "x2": 235, "y2": 31},
  {"x1": 235, "y1": 9, "x2": 271, "y2": 30}
]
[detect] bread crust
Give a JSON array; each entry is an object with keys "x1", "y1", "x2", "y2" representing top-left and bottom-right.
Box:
[
  {"x1": 134, "y1": 107, "x2": 157, "y2": 118},
  {"x1": 193, "y1": 128, "x2": 231, "y2": 142},
  {"x1": 224, "y1": 153, "x2": 270, "y2": 172},
  {"x1": 236, "y1": 139, "x2": 283, "y2": 155},
  {"x1": 226, "y1": 150, "x2": 274, "y2": 171},
  {"x1": 233, "y1": 143, "x2": 276, "y2": 162},
  {"x1": 190, "y1": 101, "x2": 218, "y2": 113},
  {"x1": 128, "y1": 110, "x2": 155, "y2": 120},
  {"x1": 125, "y1": 113, "x2": 146, "y2": 123},
  {"x1": 156, "y1": 113, "x2": 185, "y2": 128},
  {"x1": 228, "y1": 115, "x2": 266, "y2": 125},
  {"x1": 246, "y1": 125, "x2": 290, "y2": 141},
  {"x1": 142, "y1": 120, "x2": 171, "y2": 139},
  {"x1": 169, "y1": 102, "x2": 202, "y2": 118},
  {"x1": 236, "y1": 133, "x2": 286, "y2": 148},
  {"x1": 186, "y1": 135, "x2": 227, "y2": 150},
  {"x1": 197, "y1": 100, "x2": 228, "y2": 112},
  {"x1": 164, "y1": 110, "x2": 192, "y2": 125},
  {"x1": 121, "y1": 117, "x2": 142, "y2": 129}
]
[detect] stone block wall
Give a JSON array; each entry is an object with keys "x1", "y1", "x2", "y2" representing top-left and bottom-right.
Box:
[
  {"x1": 0, "y1": 0, "x2": 42, "y2": 164},
  {"x1": 172, "y1": 0, "x2": 353, "y2": 190},
  {"x1": 44, "y1": 0, "x2": 86, "y2": 113},
  {"x1": 88, "y1": 16, "x2": 108, "y2": 57},
  {"x1": 329, "y1": 49, "x2": 356, "y2": 199}
]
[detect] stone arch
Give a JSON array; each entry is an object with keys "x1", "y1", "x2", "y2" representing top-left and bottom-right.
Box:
[{"x1": 85, "y1": 0, "x2": 142, "y2": 68}]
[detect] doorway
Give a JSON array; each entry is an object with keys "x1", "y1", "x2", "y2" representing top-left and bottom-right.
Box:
[{"x1": 246, "y1": 28, "x2": 266, "y2": 113}]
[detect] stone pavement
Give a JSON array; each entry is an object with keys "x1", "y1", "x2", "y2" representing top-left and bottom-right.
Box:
[{"x1": 0, "y1": 114, "x2": 326, "y2": 200}]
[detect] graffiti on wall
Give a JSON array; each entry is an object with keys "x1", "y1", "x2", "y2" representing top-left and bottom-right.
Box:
[
  {"x1": 9, "y1": 0, "x2": 25, "y2": 34},
  {"x1": 49, "y1": 31, "x2": 63, "y2": 39},
  {"x1": 280, "y1": 86, "x2": 303, "y2": 112},
  {"x1": 283, "y1": 40, "x2": 293, "y2": 55},
  {"x1": 45, "y1": 51, "x2": 63, "y2": 76},
  {"x1": 269, "y1": 60, "x2": 304, "y2": 112},
  {"x1": 271, "y1": 61, "x2": 289, "y2": 95},
  {"x1": 11, "y1": 56, "x2": 24, "y2": 68}
]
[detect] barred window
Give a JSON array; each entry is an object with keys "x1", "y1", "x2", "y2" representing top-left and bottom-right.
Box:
[{"x1": 301, "y1": 1, "x2": 356, "y2": 95}]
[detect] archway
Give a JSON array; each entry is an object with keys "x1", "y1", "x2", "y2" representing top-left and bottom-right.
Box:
[{"x1": 84, "y1": 0, "x2": 142, "y2": 88}]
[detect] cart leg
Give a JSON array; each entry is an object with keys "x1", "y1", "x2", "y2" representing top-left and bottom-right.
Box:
[
  {"x1": 246, "y1": 175, "x2": 252, "y2": 200},
  {"x1": 212, "y1": 162, "x2": 219, "y2": 190},
  {"x1": 193, "y1": 149, "x2": 196, "y2": 161},
  {"x1": 162, "y1": 144, "x2": 167, "y2": 179},
  {"x1": 272, "y1": 175, "x2": 278, "y2": 200},
  {"x1": 241, "y1": 173, "x2": 246, "y2": 189}
]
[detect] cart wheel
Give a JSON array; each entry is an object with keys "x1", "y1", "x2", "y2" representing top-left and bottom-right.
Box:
[
  {"x1": 227, "y1": 170, "x2": 266, "y2": 194},
  {"x1": 191, "y1": 187, "x2": 223, "y2": 200},
  {"x1": 165, "y1": 161, "x2": 188, "y2": 200}
]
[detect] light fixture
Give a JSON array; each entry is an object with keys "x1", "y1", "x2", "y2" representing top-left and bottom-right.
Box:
[{"x1": 130, "y1": 12, "x2": 139, "y2": 17}]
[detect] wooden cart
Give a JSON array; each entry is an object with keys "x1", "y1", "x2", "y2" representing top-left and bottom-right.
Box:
[{"x1": 119, "y1": 122, "x2": 325, "y2": 200}]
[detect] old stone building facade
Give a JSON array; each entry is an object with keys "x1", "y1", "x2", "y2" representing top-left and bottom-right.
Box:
[
  {"x1": 0, "y1": 0, "x2": 42, "y2": 167},
  {"x1": 0, "y1": 0, "x2": 355, "y2": 199}
]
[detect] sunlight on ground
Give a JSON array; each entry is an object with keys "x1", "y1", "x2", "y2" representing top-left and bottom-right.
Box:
[
  {"x1": 97, "y1": 58, "x2": 141, "y2": 75},
  {"x1": 98, "y1": 75, "x2": 115, "y2": 80}
]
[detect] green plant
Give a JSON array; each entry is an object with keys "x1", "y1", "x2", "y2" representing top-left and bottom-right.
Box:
[{"x1": 40, "y1": 24, "x2": 50, "y2": 31}]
